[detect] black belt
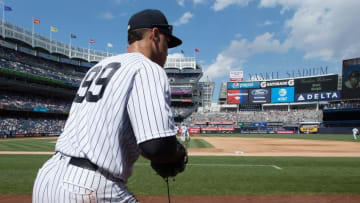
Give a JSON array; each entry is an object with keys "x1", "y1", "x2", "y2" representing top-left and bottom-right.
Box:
[{"x1": 69, "y1": 157, "x2": 98, "y2": 171}]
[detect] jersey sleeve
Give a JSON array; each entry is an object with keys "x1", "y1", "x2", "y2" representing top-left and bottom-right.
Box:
[{"x1": 127, "y1": 62, "x2": 177, "y2": 144}]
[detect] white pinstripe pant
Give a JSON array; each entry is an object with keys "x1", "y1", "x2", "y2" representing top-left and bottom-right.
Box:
[{"x1": 32, "y1": 153, "x2": 138, "y2": 203}]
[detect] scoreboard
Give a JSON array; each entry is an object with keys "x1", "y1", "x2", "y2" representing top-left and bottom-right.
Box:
[
  {"x1": 227, "y1": 74, "x2": 339, "y2": 104},
  {"x1": 294, "y1": 75, "x2": 338, "y2": 93}
]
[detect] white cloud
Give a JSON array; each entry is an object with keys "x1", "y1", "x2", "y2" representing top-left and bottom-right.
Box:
[
  {"x1": 203, "y1": 54, "x2": 239, "y2": 81},
  {"x1": 206, "y1": 0, "x2": 360, "y2": 80},
  {"x1": 193, "y1": 0, "x2": 207, "y2": 5},
  {"x1": 212, "y1": 0, "x2": 253, "y2": 11},
  {"x1": 261, "y1": 20, "x2": 275, "y2": 26},
  {"x1": 168, "y1": 53, "x2": 185, "y2": 58},
  {"x1": 100, "y1": 11, "x2": 115, "y2": 20},
  {"x1": 205, "y1": 33, "x2": 288, "y2": 79},
  {"x1": 177, "y1": 0, "x2": 185, "y2": 7},
  {"x1": 173, "y1": 12, "x2": 194, "y2": 26},
  {"x1": 259, "y1": 0, "x2": 360, "y2": 61}
]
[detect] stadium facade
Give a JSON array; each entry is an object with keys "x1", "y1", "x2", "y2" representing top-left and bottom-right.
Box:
[
  {"x1": 0, "y1": 19, "x2": 209, "y2": 137},
  {"x1": 164, "y1": 57, "x2": 204, "y2": 122}
]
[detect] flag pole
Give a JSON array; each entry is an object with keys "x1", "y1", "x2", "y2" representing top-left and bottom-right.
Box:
[
  {"x1": 69, "y1": 33, "x2": 72, "y2": 58},
  {"x1": 1, "y1": 1, "x2": 4, "y2": 38},
  {"x1": 32, "y1": 18, "x2": 34, "y2": 47},
  {"x1": 50, "y1": 27, "x2": 52, "y2": 53},
  {"x1": 88, "y1": 40, "x2": 91, "y2": 62}
]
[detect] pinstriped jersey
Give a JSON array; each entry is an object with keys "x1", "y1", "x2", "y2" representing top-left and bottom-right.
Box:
[{"x1": 56, "y1": 52, "x2": 177, "y2": 182}]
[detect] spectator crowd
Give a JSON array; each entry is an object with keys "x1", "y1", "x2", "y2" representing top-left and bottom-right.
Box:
[
  {"x1": 0, "y1": 93, "x2": 71, "y2": 113},
  {"x1": 186, "y1": 109, "x2": 322, "y2": 125},
  {"x1": 0, "y1": 118, "x2": 65, "y2": 136},
  {"x1": 0, "y1": 47, "x2": 84, "y2": 85}
]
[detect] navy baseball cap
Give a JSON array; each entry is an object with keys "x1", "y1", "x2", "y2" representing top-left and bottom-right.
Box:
[{"x1": 128, "y1": 9, "x2": 182, "y2": 48}]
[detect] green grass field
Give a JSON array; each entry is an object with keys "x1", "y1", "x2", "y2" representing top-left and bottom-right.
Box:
[{"x1": 0, "y1": 134, "x2": 360, "y2": 196}]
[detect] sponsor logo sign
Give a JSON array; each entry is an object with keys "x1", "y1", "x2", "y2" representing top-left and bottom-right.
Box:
[
  {"x1": 295, "y1": 91, "x2": 340, "y2": 102},
  {"x1": 260, "y1": 79, "x2": 294, "y2": 88},
  {"x1": 227, "y1": 89, "x2": 249, "y2": 104},
  {"x1": 189, "y1": 128, "x2": 201, "y2": 134},
  {"x1": 276, "y1": 130, "x2": 294, "y2": 134},
  {"x1": 230, "y1": 71, "x2": 244, "y2": 81},
  {"x1": 219, "y1": 127, "x2": 234, "y2": 131},
  {"x1": 249, "y1": 88, "x2": 270, "y2": 103},
  {"x1": 252, "y1": 122, "x2": 268, "y2": 127},
  {"x1": 209, "y1": 121, "x2": 234, "y2": 125},
  {"x1": 271, "y1": 87, "x2": 294, "y2": 103},
  {"x1": 201, "y1": 127, "x2": 219, "y2": 131},
  {"x1": 227, "y1": 82, "x2": 260, "y2": 89}
]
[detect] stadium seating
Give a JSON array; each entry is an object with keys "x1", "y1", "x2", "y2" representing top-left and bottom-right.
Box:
[
  {"x1": 0, "y1": 47, "x2": 83, "y2": 85},
  {"x1": 0, "y1": 92, "x2": 71, "y2": 113},
  {"x1": 186, "y1": 110, "x2": 322, "y2": 126},
  {"x1": 0, "y1": 118, "x2": 65, "y2": 135}
]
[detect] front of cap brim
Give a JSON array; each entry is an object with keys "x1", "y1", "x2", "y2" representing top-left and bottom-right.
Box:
[{"x1": 168, "y1": 35, "x2": 182, "y2": 48}]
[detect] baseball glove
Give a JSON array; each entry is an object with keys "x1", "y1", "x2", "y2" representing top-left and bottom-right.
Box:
[{"x1": 151, "y1": 141, "x2": 188, "y2": 178}]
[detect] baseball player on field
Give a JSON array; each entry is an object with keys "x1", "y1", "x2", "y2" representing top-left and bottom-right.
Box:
[
  {"x1": 33, "y1": 9, "x2": 188, "y2": 203},
  {"x1": 352, "y1": 127, "x2": 359, "y2": 140},
  {"x1": 181, "y1": 124, "x2": 189, "y2": 142}
]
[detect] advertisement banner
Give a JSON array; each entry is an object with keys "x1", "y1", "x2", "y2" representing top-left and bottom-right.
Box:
[
  {"x1": 238, "y1": 122, "x2": 244, "y2": 127},
  {"x1": 252, "y1": 122, "x2": 268, "y2": 127},
  {"x1": 342, "y1": 57, "x2": 360, "y2": 99},
  {"x1": 209, "y1": 121, "x2": 234, "y2": 125},
  {"x1": 230, "y1": 71, "x2": 244, "y2": 82},
  {"x1": 181, "y1": 99, "x2": 192, "y2": 102},
  {"x1": 294, "y1": 75, "x2": 338, "y2": 93},
  {"x1": 295, "y1": 91, "x2": 340, "y2": 102},
  {"x1": 227, "y1": 82, "x2": 260, "y2": 89},
  {"x1": 249, "y1": 88, "x2": 270, "y2": 103},
  {"x1": 219, "y1": 127, "x2": 234, "y2": 131},
  {"x1": 201, "y1": 127, "x2": 219, "y2": 131},
  {"x1": 188, "y1": 128, "x2": 201, "y2": 134},
  {"x1": 194, "y1": 121, "x2": 207, "y2": 125},
  {"x1": 227, "y1": 89, "x2": 240, "y2": 104},
  {"x1": 276, "y1": 130, "x2": 294, "y2": 134},
  {"x1": 271, "y1": 87, "x2": 294, "y2": 103},
  {"x1": 260, "y1": 79, "x2": 294, "y2": 88},
  {"x1": 227, "y1": 89, "x2": 249, "y2": 104}
]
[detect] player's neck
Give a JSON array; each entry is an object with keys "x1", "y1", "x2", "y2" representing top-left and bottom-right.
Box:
[{"x1": 127, "y1": 42, "x2": 152, "y2": 59}]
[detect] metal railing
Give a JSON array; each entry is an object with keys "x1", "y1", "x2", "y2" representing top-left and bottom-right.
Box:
[{"x1": 0, "y1": 20, "x2": 113, "y2": 62}]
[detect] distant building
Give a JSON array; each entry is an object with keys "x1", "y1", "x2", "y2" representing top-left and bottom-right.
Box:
[
  {"x1": 164, "y1": 57, "x2": 203, "y2": 122},
  {"x1": 198, "y1": 81, "x2": 215, "y2": 112}
]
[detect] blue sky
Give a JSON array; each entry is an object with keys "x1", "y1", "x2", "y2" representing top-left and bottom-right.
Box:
[{"x1": 2, "y1": 0, "x2": 360, "y2": 102}]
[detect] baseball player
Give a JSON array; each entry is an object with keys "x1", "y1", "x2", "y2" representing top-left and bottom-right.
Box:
[
  {"x1": 33, "y1": 9, "x2": 187, "y2": 203},
  {"x1": 181, "y1": 124, "x2": 189, "y2": 142},
  {"x1": 352, "y1": 127, "x2": 359, "y2": 140}
]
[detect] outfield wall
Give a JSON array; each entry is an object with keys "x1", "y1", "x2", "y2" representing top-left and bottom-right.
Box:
[{"x1": 318, "y1": 127, "x2": 355, "y2": 134}]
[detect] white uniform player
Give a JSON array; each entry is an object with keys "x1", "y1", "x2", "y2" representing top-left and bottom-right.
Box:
[
  {"x1": 352, "y1": 128, "x2": 359, "y2": 140},
  {"x1": 181, "y1": 125, "x2": 189, "y2": 142},
  {"x1": 33, "y1": 9, "x2": 186, "y2": 203}
]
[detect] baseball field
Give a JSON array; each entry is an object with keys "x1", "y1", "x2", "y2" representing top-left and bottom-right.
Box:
[{"x1": 1, "y1": 134, "x2": 360, "y2": 203}]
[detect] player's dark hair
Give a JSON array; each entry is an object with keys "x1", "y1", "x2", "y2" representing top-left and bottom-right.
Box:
[{"x1": 128, "y1": 28, "x2": 151, "y2": 45}]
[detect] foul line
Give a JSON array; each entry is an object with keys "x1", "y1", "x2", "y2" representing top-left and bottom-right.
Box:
[
  {"x1": 189, "y1": 163, "x2": 282, "y2": 170},
  {"x1": 135, "y1": 163, "x2": 282, "y2": 170}
]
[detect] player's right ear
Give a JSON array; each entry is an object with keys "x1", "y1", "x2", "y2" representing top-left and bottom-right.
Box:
[{"x1": 151, "y1": 27, "x2": 161, "y2": 43}]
